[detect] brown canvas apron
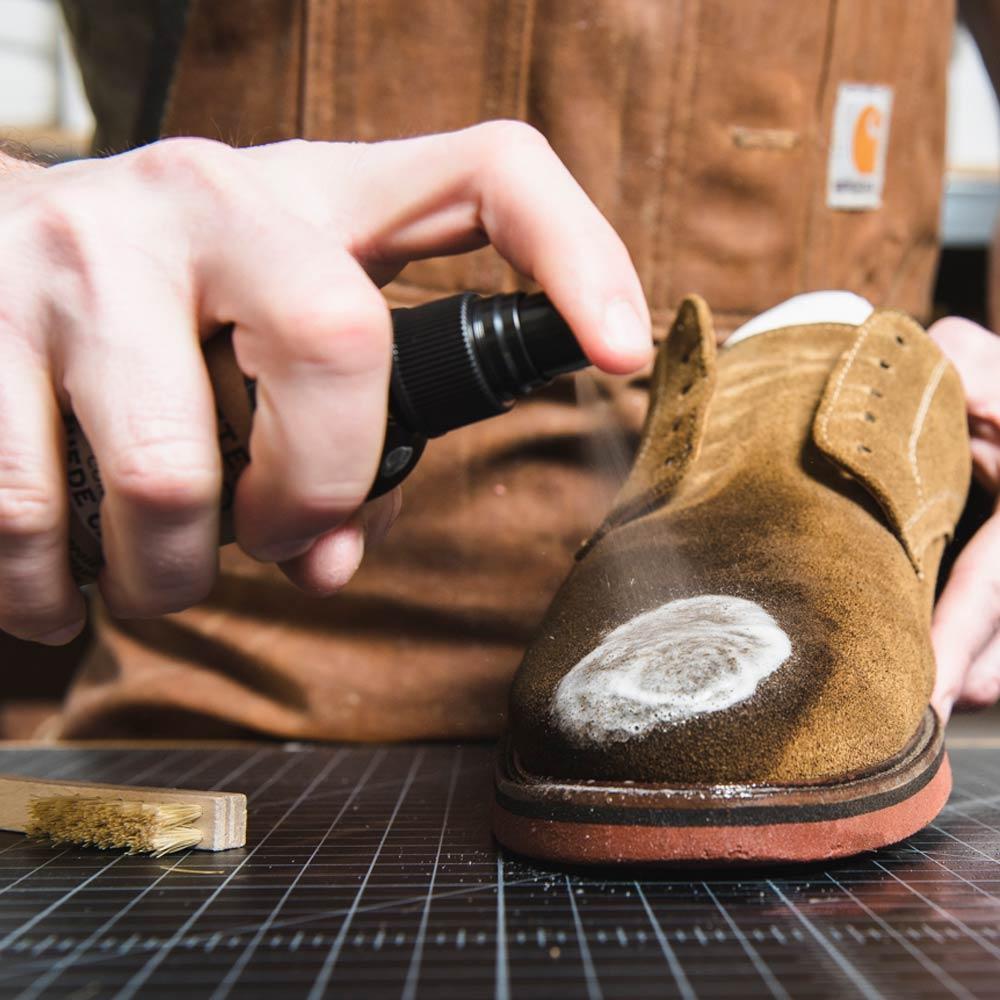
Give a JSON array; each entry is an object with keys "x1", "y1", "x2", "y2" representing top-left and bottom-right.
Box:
[{"x1": 54, "y1": 0, "x2": 955, "y2": 739}]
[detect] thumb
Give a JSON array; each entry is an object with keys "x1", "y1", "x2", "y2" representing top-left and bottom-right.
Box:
[
  {"x1": 931, "y1": 512, "x2": 1000, "y2": 720},
  {"x1": 929, "y1": 316, "x2": 1000, "y2": 423}
]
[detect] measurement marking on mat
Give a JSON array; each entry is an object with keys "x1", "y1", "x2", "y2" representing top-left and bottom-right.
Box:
[
  {"x1": 635, "y1": 883, "x2": 696, "y2": 1000},
  {"x1": 566, "y1": 877, "x2": 603, "y2": 1000},
  {"x1": 768, "y1": 882, "x2": 884, "y2": 1000}
]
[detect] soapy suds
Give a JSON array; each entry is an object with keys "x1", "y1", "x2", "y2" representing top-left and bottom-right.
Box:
[{"x1": 552, "y1": 595, "x2": 791, "y2": 743}]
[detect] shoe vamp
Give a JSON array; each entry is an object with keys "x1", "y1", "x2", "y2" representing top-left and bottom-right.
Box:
[{"x1": 509, "y1": 327, "x2": 935, "y2": 786}]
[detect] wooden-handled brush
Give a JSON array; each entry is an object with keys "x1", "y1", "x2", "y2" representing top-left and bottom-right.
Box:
[{"x1": 0, "y1": 776, "x2": 247, "y2": 857}]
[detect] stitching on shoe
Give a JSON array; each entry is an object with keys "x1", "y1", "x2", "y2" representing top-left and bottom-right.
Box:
[
  {"x1": 819, "y1": 312, "x2": 968, "y2": 578},
  {"x1": 813, "y1": 311, "x2": 940, "y2": 575},
  {"x1": 906, "y1": 358, "x2": 948, "y2": 505},
  {"x1": 903, "y1": 489, "x2": 965, "y2": 531},
  {"x1": 818, "y1": 321, "x2": 874, "y2": 441}
]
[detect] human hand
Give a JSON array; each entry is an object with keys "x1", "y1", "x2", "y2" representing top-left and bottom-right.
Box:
[
  {"x1": 0, "y1": 123, "x2": 652, "y2": 643},
  {"x1": 928, "y1": 316, "x2": 1000, "y2": 720}
]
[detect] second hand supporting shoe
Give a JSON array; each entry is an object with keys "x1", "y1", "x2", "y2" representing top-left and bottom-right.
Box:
[{"x1": 494, "y1": 295, "x2": 971, "y2": 865}]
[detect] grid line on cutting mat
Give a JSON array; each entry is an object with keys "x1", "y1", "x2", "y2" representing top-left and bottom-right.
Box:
[
  {"x1": 0, "y1": 744, "x2": 998, "y2": 998},
  {"x1": 14, "y1": 750, "x2": 267, "y2": 1000}
]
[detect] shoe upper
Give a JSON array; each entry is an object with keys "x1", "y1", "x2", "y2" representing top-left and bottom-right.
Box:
[{"x1": 508, "y1": 295, "x2": 971, "y2": 785}]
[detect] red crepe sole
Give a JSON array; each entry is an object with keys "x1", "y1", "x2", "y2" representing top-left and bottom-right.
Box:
[{"x1": 493, "y1": 709, "x2": 949, "y2": 865}]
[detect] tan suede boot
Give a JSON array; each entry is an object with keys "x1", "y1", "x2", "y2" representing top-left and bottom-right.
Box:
[{"x1": 494, "y1": 295, "x2": 971, "y2": 864}]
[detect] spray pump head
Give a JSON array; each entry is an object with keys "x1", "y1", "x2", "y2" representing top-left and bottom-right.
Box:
[{"x1": 372, "y1": 291, "x2": 588, "y2": 496}]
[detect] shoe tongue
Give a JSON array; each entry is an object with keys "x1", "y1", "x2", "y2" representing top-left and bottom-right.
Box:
[
  {"x1": 726, "y1": 292, "x2": 874, "y2": 346},
  {"x1": 582, "y1": 293, "x2": 970, "y2": 584}
]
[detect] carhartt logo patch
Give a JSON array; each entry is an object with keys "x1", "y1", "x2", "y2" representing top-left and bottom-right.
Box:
[{"x1": 827, "y1": 83, "x2": 893, "y2": 210}]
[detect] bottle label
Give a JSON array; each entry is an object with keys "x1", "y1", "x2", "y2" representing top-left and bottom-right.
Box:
[
  {"x1": 65, "y1": 416, "x2": 104, "y2": 582},
  {"x1": 65, "y1": 328, "x2": 254, "y2": 585}
]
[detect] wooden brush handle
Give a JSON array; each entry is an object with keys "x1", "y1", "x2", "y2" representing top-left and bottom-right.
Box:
[{"x1": 0, "y1": 775, "x2": 246, "y2": 851}]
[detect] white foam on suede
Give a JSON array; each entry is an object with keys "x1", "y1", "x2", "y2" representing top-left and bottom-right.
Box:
[
  {"x1": 726, "y1": 291, "x2": 874, "y2": 346},
  {"x1": 552, "y1": 595, "x2": 791, "y2": 744}
]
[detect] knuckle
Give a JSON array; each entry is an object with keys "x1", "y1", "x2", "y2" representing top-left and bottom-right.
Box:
[
  {"x1": 102, "y1": 538, "x2": 218, "y2": 618},
  {"x1": 105, "y1": 443, "x2": 219, "y2": 516},
  {"x1": 475, "y1": 119, "x2": 551, "y2": 155},
  {"x1": 0, "y1": 480, "x2": 60, "y2": 541},
  {"x1": 278, "y1": 292, "x2": 391, "y2": 373},
  {"x1": 17, "y1": 193, "x2": 104, "y2": 324},
  {"x1": 477, "y1": 120, "x2": 554, "y2": 176},
  {"x1": 29, "y1": 193, "x2": 93, "y2": 277},
  {"x1": 0, "y1": 577, "x2": 78, "y2": 643},
  {"x1": 31, "y1": 190, "x2": 77, "y2": 240},
  {"x1": 111, "y1": 577, "x2": 214, "y2": 620},
  {"x1": 131, "y1": 137, "x2": 236, "y2": 195},
  {"x1": 294, "y1": 484, "x2": 368, "y2": 524},
  {"x1": 259, "y1": 137, "x2": 311, "y2": 158},
  {"x1": 277, "y1": 481, "x2": 370, "y2": 532}
]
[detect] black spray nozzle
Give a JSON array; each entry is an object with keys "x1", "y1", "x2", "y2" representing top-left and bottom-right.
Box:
[
  {"x1": 369, "y1": 291, "x2": 588, "y2": 499},
  {"x1": 388, "y1": 292, "x2": 587, "y2": 438}
]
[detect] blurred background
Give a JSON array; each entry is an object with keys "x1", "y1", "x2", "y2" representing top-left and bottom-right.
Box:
[
  {"x1": 3, "y1": 1, "x2": 999, "y2": 243},
  {"x1": 0, "y1": 0, "x2": 92, "y2": 161},
  {"x1": 0, "y1": 0, "x2": 998, "y2": 739}
]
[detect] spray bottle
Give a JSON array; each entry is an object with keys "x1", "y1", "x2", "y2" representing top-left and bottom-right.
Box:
[{"x1": 64, "y1": 291, "x2": 588, "y2": 583}]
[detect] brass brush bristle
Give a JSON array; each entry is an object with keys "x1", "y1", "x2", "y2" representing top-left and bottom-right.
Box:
[
  {"x1": 0, "y1": 776, "x2": 245, "y2": 854},
  {"x1": 26, "y1": 797, "x2": 204, "y2": 857}
]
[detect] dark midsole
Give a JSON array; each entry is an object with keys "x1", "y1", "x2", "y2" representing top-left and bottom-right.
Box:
[{"x1": 495, "y1": 709, "x2": 944, "y2": 828}]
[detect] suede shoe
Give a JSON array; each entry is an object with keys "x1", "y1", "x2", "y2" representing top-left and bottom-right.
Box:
[{"x1": 494, "y1": 293, "x2": 971, "y2": 864}]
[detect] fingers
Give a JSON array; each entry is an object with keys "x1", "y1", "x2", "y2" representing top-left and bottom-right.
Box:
[
  {"x1": 928, "y1": 317, "x2": 1000, "y2": 719},
  {"x1": 200, "y1": 228, "x2": 393, "y2": 566},
  {"x1": 928, "y1": 316, "x2": 1000, "y2": 420},
  {"x1": 931, "y1": 512, "x2": 1000, "y2": 720},
  {"x1": 955, "y1": 633, "x2": 1000, "y2": 711},
  {"x1": 278, "y1": 514, "x2": 366, "y2": 596},
  {"x1": 0, "y1": 342, "x2": 84, "y2": 642},
  {"x1": 929, "y1": 317, "x2": 1000, "y2": 494},
  {"x1": 62, "y1": 280, "x2": 221, "y2": 618},
  {"x1": 0, "y1": 127, "x2": 650, "y2": 636},
  {"x1": 278, "y1": 489, "x2": 401, "y2": 596},
  {"x1": 254, "y1": 123, "x2": 654, "y2": 374},
  {"x1": 468, "y1": 123, "x2": 651, "y2": 372},
  {"x1": 398, "y1": 123, "x2": 651, "y2": 372}
]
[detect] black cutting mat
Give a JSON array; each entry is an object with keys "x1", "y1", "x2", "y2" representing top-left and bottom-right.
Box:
[{"x1": 0, "y1": 744, "x2": 998, "y2": 999}]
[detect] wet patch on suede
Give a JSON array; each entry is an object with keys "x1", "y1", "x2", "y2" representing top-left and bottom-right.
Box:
[{"x1": 551, "y1": 596, "x2": 791, "y2": 744}]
